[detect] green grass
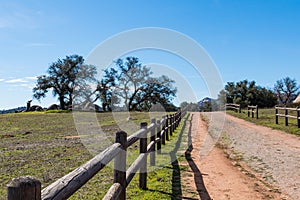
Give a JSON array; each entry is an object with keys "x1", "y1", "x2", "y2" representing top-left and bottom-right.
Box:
[
  {"x1": 0, "y1": 111, "x2": 188, "y2": 199},
  {"x1": 226, "y1": 108, "x2": 300, "y2": 136},
  {"x1": 125, "y1": 113, "x2": 191, "y2": 200}
]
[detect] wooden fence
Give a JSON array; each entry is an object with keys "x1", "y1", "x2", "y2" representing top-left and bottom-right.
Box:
[
  {"x1": 247, "y1": 105, "x2": 258, "y2": 119},
  {"x1": 7, "y1": 109, "x2": 186, "y2": 200},
  {"x1": 275, "y1": 106, "x2": 300, "y2": 128},
  {"x1": 225, "y1": 103, "x2": 241, "y2": 113}
]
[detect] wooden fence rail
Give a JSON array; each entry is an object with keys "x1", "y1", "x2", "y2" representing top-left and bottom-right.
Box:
[
  {"x1": 275, "y1": 106, "x2": 300, "y2": 128},
  {"x1": 247, "y1": 105, "x2": 258, "y2": 119},
  {"x1": 7, "y1": 108, "x2": 186, "y2": 200},
  {"x1": 225, "y1": 103, "x2": 241, "y2": 113}
]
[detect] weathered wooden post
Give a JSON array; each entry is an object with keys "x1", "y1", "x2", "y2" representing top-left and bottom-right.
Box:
[
  {"x1": 248, "y1": 106, "x2": 250, "y2": 117},
  {"x1": 179, "y1": 110, "x2": 182, "y2": 125},
  {"x1": 161, "y1": 117, "x2": 166, "y2": 145},
  {"x1": 175, "y1": 112, "x2": 179, "y2": 128},
  {"x1": 297, "y1": 107, "x2": 300, "y2": 128},
  {"x1": 169, "y1": 114, "x2": 173, "y2": 136},
  {"x1": 165, "y1": 115, "x2": 169, "y2": 141},
  {"x1": 7, "y1": 176, "x2": 41, "y2": 200},
  {"x1": 175, "y1": 113, "x2": 178, "y2": 129},
  {"x1": 252, "y1": 107, "x2": 254, "y2": 118},
  {"x1": 139, "y1": 122, "x2": 148, "y2": 190},
  {"x1": 150, "y1": 118, "x2": 156, "y2": 166},
  {"x1": 171, "y1": 114, "x2": 175, "y2": 133},
  {"x1": 285, "y1": 107, "x2": 288, "y2": 126},
  {"x1": 114, "y1": 131, "x2": 127, "y2": 200},
  {"x1": 275, "y1": 106, "x2": 278, "y2": 124},
  {"x1": 256, "y1": 105, "x2": 258, "y2": 119},
  {"x1": 239, "y1": 104, "x2": 241, "y2": 113},
  {"x1": 156, "y1": 119, "x2": 161, "y2": 154}
]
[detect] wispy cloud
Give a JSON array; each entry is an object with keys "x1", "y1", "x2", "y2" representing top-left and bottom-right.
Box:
[
  {"x1": 0, "y1": 3, "x2": 38, "y2": 30},
  {"x1": 20, "y1": 83, "x2": 35, "y2": 89},
  {"x1": 5, "y1": 76, "x2": 37, "y2": 83},
  {"x1": 24, "y1": 76, "x2": 37, "y2": 80},
  {"x1": 5, "y1": 78, "x2": 29, "y2": 83},
  {"x1": 0, "y1": 78, "x2": 5, "y2": 82}
]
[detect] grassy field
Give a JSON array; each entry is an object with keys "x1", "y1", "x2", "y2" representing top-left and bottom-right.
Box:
[
  {"x1": 226, "y1": 108, "x2": 300, "y2": 136},
  {"x1": 0, "y1": 111, "x2": 191, "y2": 199}
]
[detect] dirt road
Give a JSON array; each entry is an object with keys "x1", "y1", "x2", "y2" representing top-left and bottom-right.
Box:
[{"x1": 180, "y1": 112, "x2": 300, "y2": 200}]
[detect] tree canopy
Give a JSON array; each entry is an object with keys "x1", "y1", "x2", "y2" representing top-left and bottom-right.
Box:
[
  {"x1": 274, "y1": 77, "x2": 299, "y2": 105},
  {"x1": 33, "y1": 55, "x2": 97, "y2": 110},
  {"x1": 219, "y1": 79, "x2": 277, "y2": 108},
  {"x1": 96, "y1": 57, "x2": 177, "y2": 111}
]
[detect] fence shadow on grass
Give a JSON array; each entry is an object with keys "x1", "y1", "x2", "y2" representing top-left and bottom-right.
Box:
[
  {"x1": 185, "y1": 114, "x2": 211, "y2": 200},
  {"x1": 169, "y1": 113, "x2": 199, "y2": 200},
  {"x1": 148, "y1": 113, "x2": 210, "y2": 200}
]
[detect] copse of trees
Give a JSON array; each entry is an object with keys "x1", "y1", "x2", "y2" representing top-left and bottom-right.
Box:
[
  {"x1": 179, "y1": 101, "x2": 199, "y2": 111},
  {"x1": 218, "y1": 77, "x2": 299, "y2": 108},
  {"x1": 218, "y1": 79, "x2": 277, "y2": 108},
  {"x1": 33, "y1": 55, "x2": 177, "y2": 111},
  {"x1": 95, "y1": 57, "x2": 177, "y2": 111}
]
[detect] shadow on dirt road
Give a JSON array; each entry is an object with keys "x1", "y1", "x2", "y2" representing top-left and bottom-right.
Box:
[{"x1": 185, "y1": 114, "x2": 211, "y2": 200}]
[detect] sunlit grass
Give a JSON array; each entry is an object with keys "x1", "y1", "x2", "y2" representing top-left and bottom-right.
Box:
[
  {"x1": 226, "y1": 108, "x2": 300, "y2": 136},
  {"x1": 0, "y1": 111, "x2": 186, "y2": 199}
]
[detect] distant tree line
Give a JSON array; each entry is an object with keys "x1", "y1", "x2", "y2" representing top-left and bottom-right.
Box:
[
  {"x1": 33, "y1": 55, "x2": 177, "y2": 111},
  {"x1": 179, "y1": 102, "x2": 199, "y2": 111},
  {"x1": 218, "y1": 77, "x2": 299, "y2": 108},
  {"x1": 0, "y1": 107, "x2": 26, "y2": 114}
]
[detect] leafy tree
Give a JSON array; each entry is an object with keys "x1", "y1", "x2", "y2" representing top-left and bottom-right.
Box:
[
  {"x1": 256, "y1": 87, "x2": 277, "y2": 108},
  {"x1": 219, "y1": 79, "x2": 277, "y2": 108},
  {"x1": 94, "y1": 68, "x2": 119, "y2": 111},
  {"x1": 217, "y1": 90, "x2": 227, "y2": 107},
  {"x1": 224, "y1": 82, "x2": 235, "y2": 103},
  {"x1": 98, "y1": 57, "x2": 177, "y2": 111},
  {"x1": 33, "y1": 55, "x2": 97, "y2": 110},
  {"x1": 274, "y1": 77, "x2": 299, "y2": 105}
]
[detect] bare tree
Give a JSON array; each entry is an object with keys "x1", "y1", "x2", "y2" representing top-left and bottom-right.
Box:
[{"x1": 274, "y1": 77, "x2": 299, "y2": 105}]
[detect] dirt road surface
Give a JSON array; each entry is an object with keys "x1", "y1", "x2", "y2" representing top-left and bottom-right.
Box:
[{"x1": 181, "y1": 112, "x2": 299, "y2": 200}]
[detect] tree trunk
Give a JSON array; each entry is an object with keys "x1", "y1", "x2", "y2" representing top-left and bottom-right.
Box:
[{"x1": 59, "y1": 96, "x2": 66, "y2": 110}]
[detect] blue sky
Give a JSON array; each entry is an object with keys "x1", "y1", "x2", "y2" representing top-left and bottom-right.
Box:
[{"x1": 0, "y1": 0, "x2": 299, "y2": 109}]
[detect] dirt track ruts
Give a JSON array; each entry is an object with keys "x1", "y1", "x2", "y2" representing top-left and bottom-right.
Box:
[{"x1": 198, "y1": 112, "x2": 300, "y2": 200}]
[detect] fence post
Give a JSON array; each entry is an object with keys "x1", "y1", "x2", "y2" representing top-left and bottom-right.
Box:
[
  {"x1": 169, "y1": 114, "x2": 173, "y2": 136},
  {"x1": 139, "y1": 122, "x2": 148, "y2": 190},
  {"x1": 248, "y1": 106, "x2": 250, "y2": 117},
  {"x1": 285, "y1": 107, "x2": 288, "y2": 126},
  {"x1": 176, "y1": 112, "x2": 179, "y2": 128},
  {"x1": 252, "y1": 107, "x2": 254, "y2": 118},
  {"x1": 297, "y1": 107, "x2": 300, "y2": 128},
  {"x1": 7, "y1": 176, "x2": 41, "y2": 200},
  {"x1": 179, "y1": 110, "x2": 182, "y2": 125},
  {"x1": 150, "y1": 118, "x2": 156, "y2": 166},
  {"x1": 172, "y1": 114, "x2": 175, "y2": 133},
  {"x1": 275, "y1": 107, "x2": 278, "y2": 124},
  {"x1": 239, "y1": 104, "x2": 241, "y2": 113},
  {"x1": 165, "y1": 115, "x2": 169, "y2": 141},
  {"x1": 161, "y1": 117, "x2": 166, "y2": 145},
  {"x1": 114, "y1": 131, "x2": 127, "y2": 200},
  {"x1": 156, "y1": 120, "x2": 161, "y2": 154},
  {"x1": 256, "y1": 105, "x2": 258, "y2": 119}
]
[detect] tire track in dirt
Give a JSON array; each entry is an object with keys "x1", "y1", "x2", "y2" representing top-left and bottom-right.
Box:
[
  {"x1": 203, "y1": 112, "x2": 300, "y2": 200},
  {"x1": 180, "y1": 112, "x2": 286, "y2": 200}
]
